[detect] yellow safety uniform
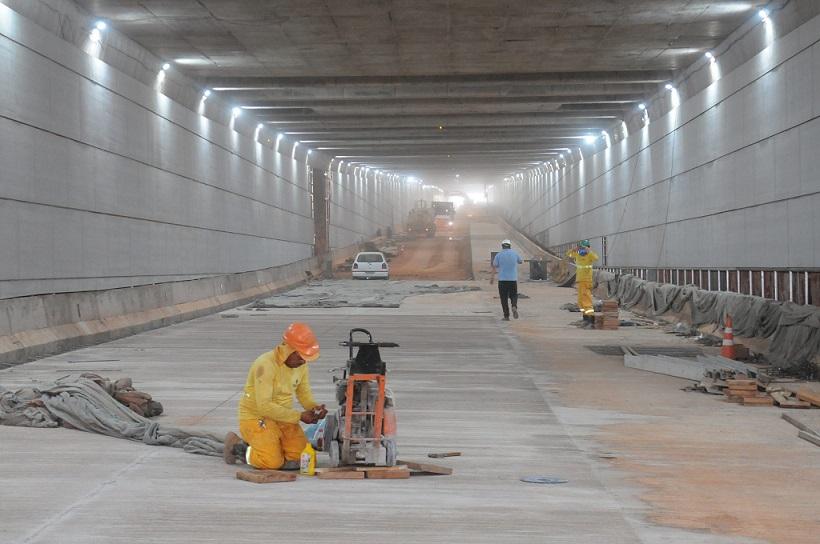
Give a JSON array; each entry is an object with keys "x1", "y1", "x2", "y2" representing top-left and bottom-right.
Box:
[
  {"x1": 238, "y1": 342, "x2": 319, "y2": 469},
  {"x1": 566, "y1": 249, "x2": 599, "y2": 316}
]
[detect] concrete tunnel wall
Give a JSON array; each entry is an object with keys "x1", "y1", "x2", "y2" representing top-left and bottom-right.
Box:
[
  {"x1": 493, "y1": 11, "x2": 820, "y2": 270},
  {"x1": 0, "y1": 1, "x2": 419, "y2": 300}
]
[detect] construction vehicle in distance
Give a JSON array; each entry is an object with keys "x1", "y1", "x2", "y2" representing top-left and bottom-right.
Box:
[
  {"x1": 432, "y1": 200, "x2": 456, "y2": 234},
  {"x1": 406, "y1": 200, "x2": 436, "y2": 237}
]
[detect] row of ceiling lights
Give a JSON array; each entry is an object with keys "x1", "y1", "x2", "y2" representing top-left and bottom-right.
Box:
[
  {"x1": 85, "y1": 7, "x2": 772, "y2": 183},
  {"x1": 86, "y1": 19, "x2": 404, "y2": 184},
  {"x1": 507, "y1": 7, "x2": 774, "y2": 179}
]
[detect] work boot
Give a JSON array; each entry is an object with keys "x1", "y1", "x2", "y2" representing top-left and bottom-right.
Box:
[
  {"x1": 223, "y1": 432, "x2": 248, "y2": 465},
  {"x1": 281, "y1": 460, "x2": 300, "y2": 471},
  {"x1": 512, "y1": 306, "x2": 519, "y2": 319}
]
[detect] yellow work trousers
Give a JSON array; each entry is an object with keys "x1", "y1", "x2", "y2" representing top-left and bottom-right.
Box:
[
  {"x1": 239, "y1": 417, "x2": 307, "y2": 469},
  {"x1": 576, "y1": 280, "x2": 594, "y2": 315}
]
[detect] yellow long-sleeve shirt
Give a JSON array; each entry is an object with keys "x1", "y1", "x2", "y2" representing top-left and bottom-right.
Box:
[
  {"x1": 238, "y1": 343, "x2": 319, "y2": 424},
  {"x1": 566, "y1": 249, "x2": 599, "y2": 283}
]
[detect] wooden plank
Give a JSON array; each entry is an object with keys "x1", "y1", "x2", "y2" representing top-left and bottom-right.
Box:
[
  {"x1": 726, "y1": 379, "x2": 757, "y2": 388},
  {"x1": 398, "y1": 459, "x2": 454, "y2": 475},
  {"x1": 315, "y1": 466, "x2": 358, "y2": 473},
  {"x1": 365, "y1": 469, "x2": 411, "y2": 479},
  {"x1": 725, "y1": 389, "x2": 758, "y2": 397},
  {"x1": 796, "y1": 389, "x2": 820, "y2": 407},
  {"x1": 316, "y1": 471, "x2": 365, "y2": 480},
  {"x1": 236, "y1": 470, "x2": 297, "y2": 484},
  {"x1": 742, "y1": 396, "x2": 774, "y2": 406},
  {"x1": 355, "y1": 465, "x2": 407, "y2": 472},
  {"x1": 771, "y1": 391, "x2": 811, "y2": 409},
  {"x1": 428, "y1": 452, "x2": 462, "y2": 458},
  {"x1": 798, "y1": 431, "x2": 820, "y2": 448}
]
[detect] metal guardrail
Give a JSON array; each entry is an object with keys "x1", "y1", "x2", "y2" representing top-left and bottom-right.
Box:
[{"x1": 599, "y1": 267, "x2": 818, "y2": 306}]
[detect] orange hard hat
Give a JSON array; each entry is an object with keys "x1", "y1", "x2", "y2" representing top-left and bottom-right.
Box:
[{"x1": 282, "y1": 322, "x2": 320, "y2": 362}]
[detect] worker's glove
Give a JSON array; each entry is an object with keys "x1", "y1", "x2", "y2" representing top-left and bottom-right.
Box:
[
  {"x1": 313, "y1": 404, "x2": 328, "y2": 419},
  {"x1": 300, "y1": 410, "x2": 319, "y2": 424}
]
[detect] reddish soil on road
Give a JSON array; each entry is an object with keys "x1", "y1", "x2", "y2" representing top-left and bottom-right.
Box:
[{"x1": 388, "y1": 235, "x2": 472, "y2": 280}]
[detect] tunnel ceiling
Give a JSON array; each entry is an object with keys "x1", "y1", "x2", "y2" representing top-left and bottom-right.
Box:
[{"x1": 76, "y1": 0, "x2": 769, "y2": 179}]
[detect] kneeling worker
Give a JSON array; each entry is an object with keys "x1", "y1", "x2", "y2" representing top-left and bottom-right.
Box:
[
  {"x1": 224, "y1": 322, "x2": 327, "y2": 469},
  {"x1": 566, "y1": 240, "x2": 599, "y2": 324}
]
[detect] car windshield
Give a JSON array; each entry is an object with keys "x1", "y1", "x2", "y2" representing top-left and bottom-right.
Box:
[{"x1": 356, "y1": 253, "x2": 384, "y2": 263}]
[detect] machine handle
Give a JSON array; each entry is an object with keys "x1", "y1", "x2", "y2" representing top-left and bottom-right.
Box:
[
  {"x1": 341, "y1": 328, "x2": 373, "y2": 359},
  {"x1": 348, "y1": 328, "x2": 373, "y2": 343}
]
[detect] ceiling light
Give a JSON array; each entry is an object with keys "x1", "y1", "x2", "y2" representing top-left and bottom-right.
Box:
[
  {"x1": 584, "y1": 135, "x2": 597, "y2": 144},
  {"x1": 203, "y1": 89, "x2": 211, "y2": 98},
  {"x1": 665, "y1": 83, "x2": 673, "y2": 90},
  {"x1": 759, "y1": 9, "x2": 769, "y2": 21},
  {"x1": 638, "y1": 103, "x2": 646, "y2": 110},
  {"x1": 231, "y1": 107, "x2": 241, "y2": 117},
  {"x1": 705, "y1": 51, "x2": 715, "y2": 61},
  {"x1": 95, "y1": 21, "x2": 107, "y2": 31},
  {"x1": 161, "y1": 63, "x2": 171, "y2": 71}
]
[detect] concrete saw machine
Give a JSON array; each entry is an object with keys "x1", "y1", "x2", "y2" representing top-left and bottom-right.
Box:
[{"x1": 321, "y1": 328, "x2": 399, "y2": 467}]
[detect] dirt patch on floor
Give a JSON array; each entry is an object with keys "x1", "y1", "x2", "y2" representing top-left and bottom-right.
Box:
[
  {"x1": 506, "y1": 283, "x2": 820, "y2": 544},
  {"x1": 388, "y1": 235, "x2": 472, "y2": 280}
]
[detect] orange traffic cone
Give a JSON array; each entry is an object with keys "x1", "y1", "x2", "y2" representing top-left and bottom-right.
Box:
[{"x1": 721, "y1": 315, "x2": 736, "y2": 360}]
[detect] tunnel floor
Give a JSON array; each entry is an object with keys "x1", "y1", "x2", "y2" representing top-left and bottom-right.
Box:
[{"x1": 1, "y1": 224, "x2": 818, "y2": 543}]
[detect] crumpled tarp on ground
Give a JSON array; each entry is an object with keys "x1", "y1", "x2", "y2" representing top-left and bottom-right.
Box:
[
  {"x1": 249, "y1": 280, "x2": 480, "y2": 309},
  {"x1": 0, "y1": 374, "x2": 224, "y2": 457},
  {"x1": 599, "y1": 272, "x2": 820, "y2": 369}
]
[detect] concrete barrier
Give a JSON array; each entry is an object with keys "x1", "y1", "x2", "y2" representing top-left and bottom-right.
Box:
[{"x1": 0, "y1": 244, "x2": 363, "y2": 366}]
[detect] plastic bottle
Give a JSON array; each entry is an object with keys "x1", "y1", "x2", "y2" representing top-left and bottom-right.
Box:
[{"x1": 300, "y1": 442, "x2": 316, "y2": 476}]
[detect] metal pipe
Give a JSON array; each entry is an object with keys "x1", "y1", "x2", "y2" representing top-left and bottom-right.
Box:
[
  {"x1": 774, "y1": 271, "x2": 778, "y2": 301},
  {"x1": 789, "y1": 271, "x2": 793, "y2": 302},
  {"x1": 806, "y1": 272, "x2": 810, "y2": 305}
]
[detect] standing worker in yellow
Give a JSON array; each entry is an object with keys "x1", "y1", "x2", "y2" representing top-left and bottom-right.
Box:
[
  {"x1": 224, "y1": 322, "x2": 327, "y2": 469},
  {"x1": 566, "y1": 240, "x2": 599, "y2": 325}
]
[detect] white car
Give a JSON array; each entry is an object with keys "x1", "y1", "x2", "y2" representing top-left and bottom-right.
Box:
[{"x1": 352, "y1": 252, "x2": 389, "y2": 279}]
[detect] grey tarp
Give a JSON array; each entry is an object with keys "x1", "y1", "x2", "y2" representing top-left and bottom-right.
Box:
[
  {"x1": 0, "y1": 375, "x2": 224, "y2": 456},
  {"x1": 599, "y1": 272, "x2": 820, "y2": 368}
]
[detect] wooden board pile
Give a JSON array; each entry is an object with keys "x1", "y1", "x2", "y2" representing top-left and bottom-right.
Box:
[
  {"x1": 594, "y1": 300, "x2": 620, "y2": 330},
  {"x1": 699, "y1": 370, "x2": 819, "y2": 408},
  {"x1": 315, "y1": 460, "x2": 453, "y2": 480},
  {"x1": 724, "y1": 377, "x2": 773, "y2": 406},
  {"x1": 236, "y1": 460, "x2": 453, "y2": 484}
]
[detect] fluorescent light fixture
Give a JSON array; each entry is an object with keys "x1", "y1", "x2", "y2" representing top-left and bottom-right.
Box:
[
  {"x1": 307, "y1": 149, "x2": 313, "y2": 155},
  {"x1": 759, "y1": 9, "x2": 769, "y2": 21},
  {"x1": 203, "y1": 89, "x2": 212, "y2": 98},
  {"x1": 705, "y1": 51, "x2": 715, "y2": 61},
  {"x1": 174, "y1": 58, "x2": 211, "y2": 66},
  {"x1": 231, "y1": 106, "x2": 241, "y2": 117},
  {"x1": 665, "y1": 83, "x2": 673, "y2": 90},
  {"x1": 95, "y1": 21, "x2": 107, "y2": 31},
  {"x1": 584, "y1": 135, "x2": 597, "y2": 144},
  {"x1": 638, "y1": 103, "x2": 646, "y2": 110},
  {"x1": 161, "y1": 62, "x2": 171, "y2": 71}
]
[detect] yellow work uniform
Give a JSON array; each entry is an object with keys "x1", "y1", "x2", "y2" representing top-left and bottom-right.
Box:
[
  {"x1": 566, "y1": 249, "x2": 599, "y2": 315},
  {"x1": 237, "y1": 343, "x2": 319, "y2": 469}
]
